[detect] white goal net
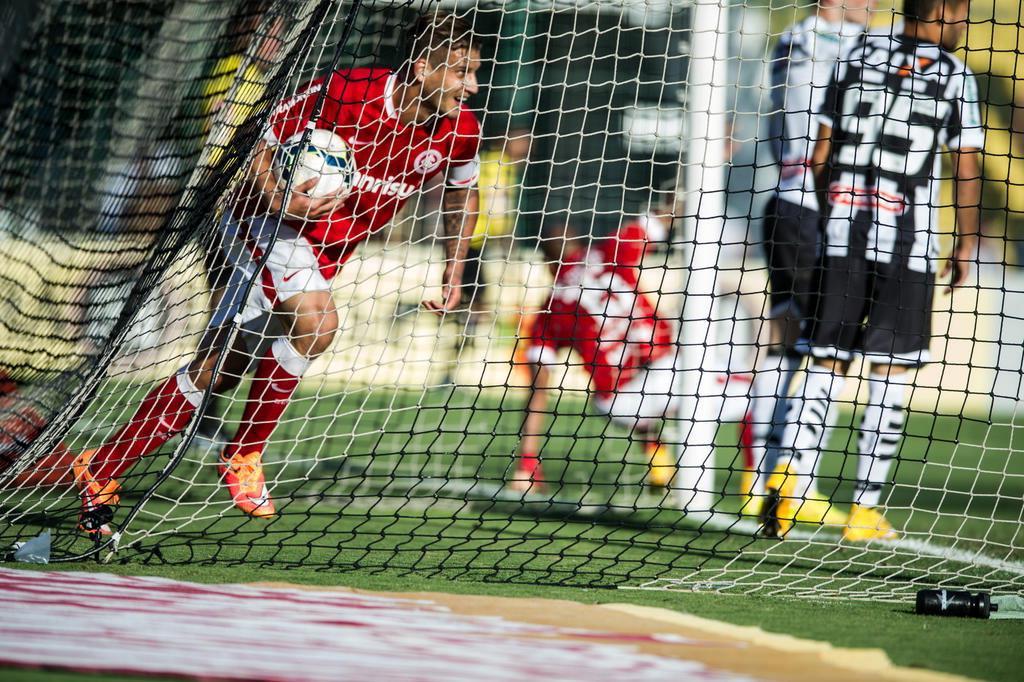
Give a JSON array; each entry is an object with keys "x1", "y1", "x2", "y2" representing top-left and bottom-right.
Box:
[{"x1": 0, "y1": 0, "x2": 1021, "y2": 600}]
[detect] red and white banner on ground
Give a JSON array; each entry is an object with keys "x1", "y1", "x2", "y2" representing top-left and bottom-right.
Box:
[{"x1": 0, "y1": 567, "x2": 753, "y2": 681}]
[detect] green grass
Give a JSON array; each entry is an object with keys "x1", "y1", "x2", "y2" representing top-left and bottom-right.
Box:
[
  {"x1": 2, "y1": 383, "x2": 1023, "y2": 680},
  {"x1": 3, "y1": 383, "x2": 1022, "y2": 593}
]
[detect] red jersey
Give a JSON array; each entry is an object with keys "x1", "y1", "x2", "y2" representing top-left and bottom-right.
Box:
[
  {"x1": 526, "y1": 237, "x2": 674, "y2": 399},
  {"x1": 263, "y1": 68, "x2": 481, "y2": 277}
]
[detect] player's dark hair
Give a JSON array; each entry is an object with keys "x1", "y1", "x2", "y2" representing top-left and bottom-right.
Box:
[
  {"x1": 404, "y1": 12, "x2": 476, "y2": 68},
  {"x1": 539, "y1": 216, "x2": 585, "y2": 263},
  {"x1": 902, "y1": 0, "x2": 967, "y2": 22}
]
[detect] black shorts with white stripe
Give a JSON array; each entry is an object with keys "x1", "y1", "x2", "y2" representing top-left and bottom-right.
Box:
[{"x1": 806, "y1": 252, "x2": 935, "y2": 367}]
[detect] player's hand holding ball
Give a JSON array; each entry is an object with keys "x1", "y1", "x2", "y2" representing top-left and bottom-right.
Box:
[{"x1": 273, "y1": 129, "x2": 355, "y2": 221}]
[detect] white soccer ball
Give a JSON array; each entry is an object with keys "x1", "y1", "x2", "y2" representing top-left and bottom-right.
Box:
[{"x1": 276, "y1": 129, "x2": 355, "y2": 199}]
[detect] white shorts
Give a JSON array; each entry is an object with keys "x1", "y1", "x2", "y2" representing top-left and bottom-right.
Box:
[
  {"x1": 593, "y1": 353, "x2": 678, "y2": 431},
  {"x1": 593, "y1": 353, "x2": 751, "y2": 431},
  {"x1": 210, "y1": 215, "x2": 332, "y2": 329}
]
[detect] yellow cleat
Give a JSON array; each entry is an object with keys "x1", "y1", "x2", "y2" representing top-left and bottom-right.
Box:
[
  {"x1": 794, "y1": 493, "x2": 849, "y2": 526},
  {"x1": 645, "y1": 443, "x2": 675, "y2": 489},
  {"x1": 843, "y1": 504, "x2": 898, "y2": 542},
  {"x1": 740, "y1": 494, "x2": 764, "y2": 517},
  {"x1": 759, "y1": 464, "x2": 797, "y2": 538}
]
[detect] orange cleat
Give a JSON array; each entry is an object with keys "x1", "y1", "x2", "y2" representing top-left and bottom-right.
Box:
[
  {"x1": 72, "y1": 449, "x2": 120, "y2": 536},
  {"x1": 219, "y1": 449, "x2": 276, "y2": 518}
]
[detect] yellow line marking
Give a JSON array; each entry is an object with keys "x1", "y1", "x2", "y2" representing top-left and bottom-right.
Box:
[{"x1": 601, "y1": 604, "x2": 976, "y2": 682}]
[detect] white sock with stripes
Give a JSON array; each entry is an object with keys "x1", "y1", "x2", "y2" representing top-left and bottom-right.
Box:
[
  {"x1": 749, "y1": 351, "x2": 799, "y2": 496},
  {"x1": 855, "y1": 371, "x2": 911, "y2": 508},
  {"x1": 779, "y1": 365, "x2": 845, "y2": 499}
]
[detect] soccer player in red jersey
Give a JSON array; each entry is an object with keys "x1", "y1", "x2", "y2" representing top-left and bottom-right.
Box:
[
  {"x1": 512, "y1": 215, "x2": 752, "y2": 495},
  {"x1": 513, "y1": 217, "x2": 679, "y2": 493},
  {"x1": 72, "y1": 12, "x2": 483, "y2": 533}
]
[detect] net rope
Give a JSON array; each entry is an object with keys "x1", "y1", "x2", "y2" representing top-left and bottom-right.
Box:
[{"x1": 0, "y1": 0, "x2": 1020, "y2": 600}]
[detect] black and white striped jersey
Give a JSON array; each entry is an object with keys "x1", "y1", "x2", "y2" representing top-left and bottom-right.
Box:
[
  {"x1": 768, "y1": 16, "x2": 867, "y2": 211},
  {"x1": 817, "y1": 33, "x2": 984, "y2": 273}
]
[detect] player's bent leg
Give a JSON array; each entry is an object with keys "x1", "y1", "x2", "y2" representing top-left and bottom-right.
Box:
[
  {"x1": 280, "y1": 288, "x2": 339, "y2": 359},
  {"x1": 219, "y1": 290, "x2": 336, "y2": 517},
  {"x1": 602, "y1": 358, "x2": 678, "y2": 490},
  {"x1": 86, "y1": 370, "x2": 206, "y2": 484},
  {"x1": 74, "y1": 368, "x2": 203, "y2": 535},
  {"x1": 72, "y1": 334, "x2": 246, "y2": 535}
]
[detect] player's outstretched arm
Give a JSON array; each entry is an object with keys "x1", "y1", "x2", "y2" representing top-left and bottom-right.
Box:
[
  {"x1": 424, "y1": 185, "x2": 479, "y2": 315},
  {"x1": 246, "y1": 139, "x2": 347, "y2": 221},
  {"x1": 943, "y1": 148, "x2": 981, "y2": 294}
]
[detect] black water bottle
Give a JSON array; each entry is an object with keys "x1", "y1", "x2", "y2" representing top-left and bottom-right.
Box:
[{"x1": 915, "y1": 589, "x2": 998, "y2": 619}]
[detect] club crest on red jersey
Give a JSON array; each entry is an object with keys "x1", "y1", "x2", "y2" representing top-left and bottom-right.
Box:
[{"x1": 413, "y1": 149, "x2": 444, "y2": 175}]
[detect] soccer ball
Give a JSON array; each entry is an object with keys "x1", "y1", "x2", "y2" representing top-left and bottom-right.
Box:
[{"x1": 276, "y1": 129, "x2": 355, "y2": 199}]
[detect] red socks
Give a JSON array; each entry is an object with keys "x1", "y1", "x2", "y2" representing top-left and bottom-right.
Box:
[
  {"x1": 91, "y1": 373, "x2": 201, "y2": 483},
  {"x1": 88, "y1": 339, "x2": 310, "y2": 482},
  {"x1": 516, "y1": 453, "x2": 542, "y2": 477},
  {"x1": 223, "y1": 338, "x2": 310, "y2": 459}
]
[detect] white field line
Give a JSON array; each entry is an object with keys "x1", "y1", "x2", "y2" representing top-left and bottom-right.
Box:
[
  {"x1": 693, "y1": 512, "x2": 1024, "y2": 576},
  {"x1": 418, "y1": 480, "x2": 1024, "y2": 576}
]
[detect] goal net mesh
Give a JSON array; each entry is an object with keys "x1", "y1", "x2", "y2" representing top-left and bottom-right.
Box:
[{"x1": 0, "y1": 0, "x2": 1021, "y2": 600}]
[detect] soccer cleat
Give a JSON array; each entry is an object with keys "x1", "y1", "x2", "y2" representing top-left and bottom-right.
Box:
[
  {"x1": 843, "y1": 503, "x2": 898, "y2": 542},
  {"x1": 759, "y1": 464, "x2": 797, "y2": 538},
  {"x1": 219, "y1": 449, "x2": 276, "y2": 518},
  {"x1": 794, "y1": 493, "x2": 850, "y2": 526},
  {"x1": 508, "y1": 456, "x2": 545, "y2": 494},
  {"x1": 740, "y1": 493, "x2": 764, "y2": 517},
  {"x1": 72, "y1": 449, "x2": 120, "y2": 536},
  {"x1": 645, "y1": 442, "x2": 675, "y2": 489}
]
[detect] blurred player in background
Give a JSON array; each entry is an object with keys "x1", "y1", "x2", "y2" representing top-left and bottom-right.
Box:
[
  {"x1": 465, "y1": 130, "x2": 529, "y2": 324},
  {"x1": 512, "y1": 217, "x2": 676, "y2": 492},
  {"x1": 747, "y1": 0, "x2": 876, "y2": 524},
  {"x1": 70, "y1": 12, "x2": 483, "y2": 534},
  {"x1": 511, "y1": 207, "x2": 750, "y2": 495},
  {"x1": 766, "y1": 0, "x2": 982, "y2": 540}
]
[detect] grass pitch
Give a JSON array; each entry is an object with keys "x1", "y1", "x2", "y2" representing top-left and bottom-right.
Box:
[
  {"x1": 2, "y1": 384, "x2": 1022, "y2": 680},
  {"x1": 26, "y1": 383, "x2": 1019, "y2": 582}
]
